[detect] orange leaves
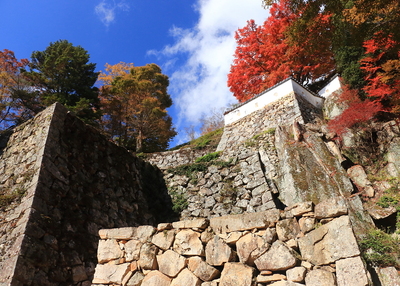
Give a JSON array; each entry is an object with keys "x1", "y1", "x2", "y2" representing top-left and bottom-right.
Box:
[
  {"x1": 98, "y1": 62, "x2": 134, "y2": 87},
  {"x1": 97, "y1": 63, "x2": 176, "y2": 152},
  {"x1": 0, "y1": 49, "x2": 30, "y2": 126}
]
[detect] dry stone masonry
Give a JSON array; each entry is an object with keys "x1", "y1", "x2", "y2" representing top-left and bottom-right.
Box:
[
  {"x1": 92, "y1": 200, "x2": 371, "y2": 286},
  {"x1": 0, "y1": 103, "x2": 173, "y2": 286},
  {"x1": 1, "y1": 75, "x2": 400, "y2": 286}
]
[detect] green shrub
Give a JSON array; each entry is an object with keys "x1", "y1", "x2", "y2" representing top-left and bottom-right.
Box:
[
  {"x1": 0, "y1": 188, "x2": 26, "y2": 208},
  {"x1": 191, "y1": 128, "x2": 223, "y2": 149},
  {"x1": 252, "y1": 128, "x2": 276, "y2": 141},
  {"x1": 170, "y1": 190, "x2": 188, "y2": 213},
  {"x1": 377, "y1": 196, "x2": 399, "y2": 209},
  {"x1": 167, "y1": 163, "x2": 208, "y2": 177},
  {"x1": 195, "y1": 151, "x2": 221, "y2": 163},
  {"x1": 359, "y1": 229, "x2": 400, "y2": 267}
]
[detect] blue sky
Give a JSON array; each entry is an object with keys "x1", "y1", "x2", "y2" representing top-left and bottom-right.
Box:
[{"x1": 0, "y1": 0, "x2": 268, "y2": 146}]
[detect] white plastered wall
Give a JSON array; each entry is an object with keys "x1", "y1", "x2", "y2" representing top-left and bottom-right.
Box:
[
  {"x1": 224, "y1": 78, "x2": 324, "y2": 125},
  {"x1": 318, "y1": 75, "x2": 342, "y2": 98}
]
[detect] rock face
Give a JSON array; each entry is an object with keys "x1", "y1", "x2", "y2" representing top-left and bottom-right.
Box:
[
  {"x1": 274, "y1": 126, "x2": 354, "y2": 206},
  {"x1": 0, "y1": 103, "x2": 172, "y2": 285}
]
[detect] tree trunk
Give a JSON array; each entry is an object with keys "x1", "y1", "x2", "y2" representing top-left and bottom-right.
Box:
[{"x1": 136, "y1": 129, "x2": 143, "y2": 153}]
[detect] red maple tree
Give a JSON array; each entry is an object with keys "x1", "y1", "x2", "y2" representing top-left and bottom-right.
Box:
[
  {"x1": 328, "y1": 32, "x2": 400, "y2": 135},
  {"x1": 228, "y1": 0, "x2": 335, "y2": 102}
]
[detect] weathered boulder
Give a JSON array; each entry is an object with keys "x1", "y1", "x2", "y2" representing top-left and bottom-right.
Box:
[
  {"x1": 386, "y1": 137, "x2": 400, "y2": 177},
  {"x1": 286, "y1": 266, "x2": 306, "y2": 283},
  {"x1": 366, "y1": 205, "x2": 397, "y2": 220},
  {"x1": 254, "y1": 240, "x2": 298, "y2": 271},
  {"x1": 347, "y1": 165, "x2": 371, "y2": 188},
  {"x1": 298, "y1": 217, "x2": 315, "y2": 234},
  {"x1": 92, "y1": 263, "x2": 130, "y2": 284},
  {"x1": 206, "y1": 235, "x2": 237, "y2": 266},
  {"x1": 172, "y1": 218, "x2": 209, "y2": 230},
  {"x1": 210, "y1": 209, "x2": 280, "y2": 234},
  {"x1": 256, "y1": 273, "x2": 287, "y2": 283},
  {"x1": 138, "y1": 243, "x2": 158, "y2": 270},
  {"x1": 152, "y1": 230, "x2": 175, "y2": 250},
  {"x1": 99, "y1": 227, "x2": 136, "y2": 240},
  {"x1": 126, "y1": 271, "x2": 145, "y2": 286},
  {"x1": 336, "y1": 256, "x2": 369, "y2": 286},
  {"x1": 236, "y1": 233, "x2": 269, "y2": 265},
  {"x1": 170, "y1": 268, "x2": 201, "y2": 286},
  {"x1": 298, "y1": 216, "x2": 360, "y2": 265},
  {"x1": 276, "y1": 218, "x2": 301, "y2": 242},
  {"x1": 157, "y1": 250, "x2": 186, "y2": 278},
  {"x1": 124, "y1": 240, "x2": 142, "y2": 262},
  {"x1": 275, "y1": 126, "x2": 353, "y2": 206},
  {"x1": 305, "y1": 269, "x2": 335, "y2": 286},
  {"x1": 314, "y1": 196, "x2": 348, "y2": 219},
  {"x1": 97, "y1": 239, "x2": 123, "y2": 263},
  {"x1": 187, "y1": 257, "x2": 220, "y2": 282},
  {"x1": 141, "y1": 270, "x2": 171, "y2": 286},
  {"x1": 135, "y1": 226, "x2": 156, "y2": 242},
  {"x1": 375, "y1": 266, "x2": 400, "y2": 286},
  {"x1": 263, "y1": 227, "x2": 277, "y2": 244},
  {"x1": 173, "y1": 229, "x2": 204, "y2": 256},
  {"x1": 289, "y1": 202, "x2": 313, "y2": 216},
  {"x1": 219, "y1": 263, "x2": 254, "y2": 286}
]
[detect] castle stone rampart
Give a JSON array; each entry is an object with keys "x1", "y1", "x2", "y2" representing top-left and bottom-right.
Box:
[{"x1": 0, "y1": 103, "x2": 171, "y2": 285}]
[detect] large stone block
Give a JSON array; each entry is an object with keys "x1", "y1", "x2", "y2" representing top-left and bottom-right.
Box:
[
  {"x1": 210, "y1": 209, "x2": 280, "y2": 234},
  {"x1": 305, "y1": 269, "x2": 336, "y2": 286},
  {"x1": 92, "y1": 263, "x2": 130, "y2": 284},
  {"x1": 219, "y1": 262, "x2": 255, "y2": 286},
  {"x1": 157, "y1": 250, "x2": 187, "y2": 278},
  {"x1": 236, "y1": 233, "x2": 269, "y2": 265},
  {"x1": 97, "y1": 239, "x2": 124, "y2": 263},
  {"x1": 152, "y1": 229, "x2": 175, "y2": 250},
  {"x1": 141, "y1": 270, "x2": 171, "y2": 286},
  {"x1": 173, "y1": 229, "x2": 204, "y2": 256},
  {"x1": 254, "y1": 240, "x2": 298, "y2": 271},
  {"x1": 206, "y1": 235, "x2": 237, "y2": 266},
  {"x1": 298, "y1": 216, "x2": 360, "y2": 265},
  {"x1": 188, "y1": 256, "x2": 220, "y2": 282},
  {"x1": 336, "y1": 256, "x2": 369, "y2": 286},
  {"x1": 170, "y1": 268, "x2": 202, "y2": 286}
]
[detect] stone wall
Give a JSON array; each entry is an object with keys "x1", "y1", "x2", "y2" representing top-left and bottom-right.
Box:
[
  {"x1": 0, "y1": 106, "x2": 55, "y2": 286},
  {"x1": 0, "y1": 103, "x2": 172, "y2": 286},
  {"x1": 217, "y1": 92, "x2": 324, "y2": 153},
  {"x1": 92, "y1": 200, "x2": 373, "y2": 286},
  {"x1": 165, "y1": 132, "x2": 279, "y2": 221},
  {"x1": 217, "y1": 93, "x2": 303, "y2": 152},
  {"x1": 145, "y1": 148, "x2": 210, "y2": 170}
]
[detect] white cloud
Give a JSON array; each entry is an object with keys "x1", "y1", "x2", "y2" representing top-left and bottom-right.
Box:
[
  {"x1": 151, "y1": 0, "x2": 268, "y2": 142},
  {"x1": 95, "y1": 0, "x2": 129, "y2": 27}
]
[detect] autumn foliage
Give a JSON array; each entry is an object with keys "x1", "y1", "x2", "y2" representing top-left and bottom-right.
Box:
[
  {"x1": 228, "y1": 0, "x2": 335, "y2": 102},
  {"x1": 98, "y1": 62, "x2": 176, "y2": 152},
  {"x1": 328, "y1": 33, "x2": 400, "y2": 135},
  {"x1": 0, "y1": 49, "x2": 30, "y2": 127}
]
